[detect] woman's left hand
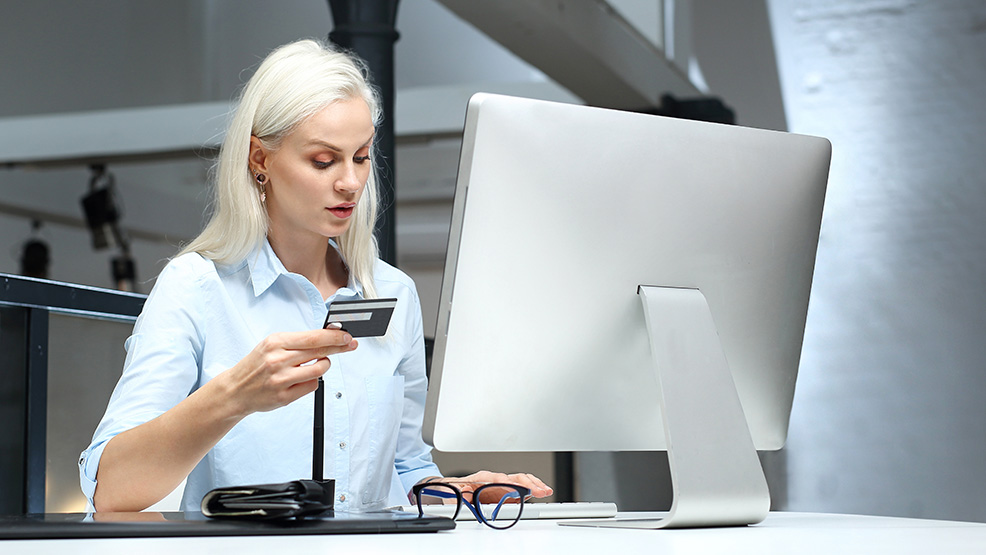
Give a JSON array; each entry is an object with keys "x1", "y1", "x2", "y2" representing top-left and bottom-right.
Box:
[{"x1": 438, "y1": 470, "x2": 553, "y2": 504}]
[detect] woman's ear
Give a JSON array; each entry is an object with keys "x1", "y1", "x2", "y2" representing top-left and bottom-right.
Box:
[{"x1": 248, "y1": 136, "x2": 271, "y2": 174}]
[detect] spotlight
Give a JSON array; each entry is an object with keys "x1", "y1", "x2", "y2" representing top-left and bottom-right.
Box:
[
  {"x1": 20, "y1": 220, "x2": 50, "y2": 279},
  {"x1": 80, "y1": 165, "x2": 138, "y2": 292},
  {"x1": 112, "y1": 253, "x2": 137, "y2": 292},
  {"x1": 81, "y1": 164, "x2": 124, "y2": 250}
]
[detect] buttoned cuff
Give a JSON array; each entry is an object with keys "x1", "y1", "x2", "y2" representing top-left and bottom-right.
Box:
[
  {"x1": 399, "y1": 465, "x2": 442, "y2": 498},
  {"x1": 78, "y1": 439, "x2": 110, "y2": 509}
]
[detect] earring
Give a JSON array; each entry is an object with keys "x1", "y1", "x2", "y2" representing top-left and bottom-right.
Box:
[{"x1": 253, "y1": 170, "x2": 267, "y2": 203}]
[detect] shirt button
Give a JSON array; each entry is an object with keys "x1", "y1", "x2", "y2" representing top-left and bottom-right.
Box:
[
  {"x1": 339, "y1": 494, "x2": 347, "y2": 502},
  {"x1": 335, "y1": 392, "x2": 342, "y2": 399},
  {"x1": 339, "y1": 442, "x2": 347, "y2": 450}
]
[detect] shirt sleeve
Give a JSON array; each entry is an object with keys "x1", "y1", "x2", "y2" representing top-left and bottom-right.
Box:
[
  {"x1": 78, "y1": 255, "x2": 207, "y2": 507},
  {"x1": 393, "y1": 283, "x2": 442, "y2": 494}
]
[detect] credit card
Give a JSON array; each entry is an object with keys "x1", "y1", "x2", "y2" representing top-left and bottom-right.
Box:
[{"x1": 323, "y1": 298, "x2": 398, "y2": 337}]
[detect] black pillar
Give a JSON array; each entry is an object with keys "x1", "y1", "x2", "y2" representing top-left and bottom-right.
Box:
[{"x1": 328, "y1": 0, "x2": 401, "y2": 266}]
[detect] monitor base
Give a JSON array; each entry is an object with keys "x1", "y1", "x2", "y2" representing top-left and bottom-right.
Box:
[{"x1": 564, "y1": 286, "x2": 770, "y2": 529}]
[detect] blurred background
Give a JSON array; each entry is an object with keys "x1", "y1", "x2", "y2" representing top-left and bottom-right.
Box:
[{"x1": 1, "y1": 0, "x2": 984, "y2": 522}]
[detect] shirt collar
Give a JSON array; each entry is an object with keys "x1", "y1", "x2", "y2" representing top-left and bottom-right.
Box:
[
  {"x1": 246, "y1": 239, "x2": 284, "y2": 297},
  {"x1": 246, "y1": 238, "x2": 365, "y2": 299}
]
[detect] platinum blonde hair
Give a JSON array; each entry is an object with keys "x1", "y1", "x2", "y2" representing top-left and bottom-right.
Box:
[{"x1": 180, "y1": 39, "x2": 382, "y2": 297}]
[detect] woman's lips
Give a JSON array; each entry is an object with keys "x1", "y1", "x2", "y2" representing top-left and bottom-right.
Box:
[{"x1": 328, "y1": 203, "x2": 356, "y2": 219}]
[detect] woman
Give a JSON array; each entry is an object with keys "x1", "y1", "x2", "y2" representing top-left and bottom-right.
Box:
[{"x1": 80, "y1": 39, "x2": 551, "y2": 513}]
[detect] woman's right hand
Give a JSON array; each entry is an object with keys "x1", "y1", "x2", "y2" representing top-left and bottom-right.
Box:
[{"x1": 217, "y1": 326, "x2": 357, "y2": 418}]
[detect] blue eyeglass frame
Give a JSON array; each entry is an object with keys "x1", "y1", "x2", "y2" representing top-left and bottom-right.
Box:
[{"x1": 411, "y1": 482, "x2": 532, "y2": 529}]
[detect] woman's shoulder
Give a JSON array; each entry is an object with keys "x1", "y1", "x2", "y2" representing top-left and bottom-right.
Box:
[
  {"x1": 134, "y1": 252, "x2": 221, "y2": 324},
  {"x1": 371, "y1": 258, "x2": 419, "y2": 299},
  {"x1": 158, "y1": 251, "x2": 220, "y2": 283},
  {"x1": 146, "y1": 252, "x2": 230, "y2": 300}
]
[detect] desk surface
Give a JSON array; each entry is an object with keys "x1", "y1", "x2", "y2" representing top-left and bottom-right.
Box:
[{"x1": 3, "y1": 512, "x2": 985, "y2": 554}]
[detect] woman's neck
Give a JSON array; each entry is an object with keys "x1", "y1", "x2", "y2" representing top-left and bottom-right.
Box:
[{"x1": 267, "y1": 231, "x2": 349, "y2": 300}]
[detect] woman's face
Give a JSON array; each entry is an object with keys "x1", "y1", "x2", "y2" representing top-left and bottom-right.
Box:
[{"x1": 251, "y1": 97, "x2": 375, "y2": 241}]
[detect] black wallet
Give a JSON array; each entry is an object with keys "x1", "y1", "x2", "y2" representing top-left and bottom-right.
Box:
[{"x1": 201, "y1": 479, "x2": 335, "y2": 519}]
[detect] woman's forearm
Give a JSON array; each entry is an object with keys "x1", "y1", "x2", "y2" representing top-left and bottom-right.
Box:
[{"x1": 92, "y1": 376, "x2": 242, "y2": 512}]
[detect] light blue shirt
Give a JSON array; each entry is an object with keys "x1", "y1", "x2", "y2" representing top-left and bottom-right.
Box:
[{"x1": 80, "y1": 240, "x2": 440, "y2": 512}]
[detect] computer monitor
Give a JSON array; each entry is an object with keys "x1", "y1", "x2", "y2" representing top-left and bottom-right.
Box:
[{"x1": 422, "y1": 94, "x2": 831, "y2": 528}]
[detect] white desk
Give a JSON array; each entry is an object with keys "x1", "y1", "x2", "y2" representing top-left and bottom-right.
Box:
[{"x1": 3, "y1": 512, "x2": 985, "y2": 554}]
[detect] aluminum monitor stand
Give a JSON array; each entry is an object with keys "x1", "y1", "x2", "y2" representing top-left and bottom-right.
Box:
[{"x1": 563, "y1": 286, "x2": 771, "y2": 529}]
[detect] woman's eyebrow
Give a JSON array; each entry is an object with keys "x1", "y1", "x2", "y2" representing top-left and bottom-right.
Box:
[
  {"x1": 304, "y1": 139, "x2": 342, "y2": 152},
  {"x1": 305, "y1": 133, "x2": 375, "y2": 151}
]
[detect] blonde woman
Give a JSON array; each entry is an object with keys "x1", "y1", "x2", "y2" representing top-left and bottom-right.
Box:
[{"x1": 80, "y1": 39, "x2": 551, "y2": 513}]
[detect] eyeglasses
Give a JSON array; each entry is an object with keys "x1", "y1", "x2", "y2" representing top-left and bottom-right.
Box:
[{"x1": 411, "y1": 482, "x2": 532, "y2": 530}]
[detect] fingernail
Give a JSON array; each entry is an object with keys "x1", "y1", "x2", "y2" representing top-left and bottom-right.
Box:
[{"x1": 327, "y1": 322, "x2": 343, "y2": 329}]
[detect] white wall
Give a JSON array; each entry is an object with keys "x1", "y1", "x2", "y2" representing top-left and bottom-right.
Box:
[{"x1": 769, "y1": 0, "x2": 986, "y2": 521}]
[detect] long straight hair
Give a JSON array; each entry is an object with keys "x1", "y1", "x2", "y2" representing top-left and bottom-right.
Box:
[{"x1": 179, "y1": 39, "x2": 382, "y2": 297}]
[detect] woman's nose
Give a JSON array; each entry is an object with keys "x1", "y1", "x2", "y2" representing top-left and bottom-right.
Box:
[{"x1": 336, "y1": 163, "x2": 363, "y2": 193}]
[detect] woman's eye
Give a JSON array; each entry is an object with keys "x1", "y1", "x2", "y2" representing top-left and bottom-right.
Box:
[
  {"x1": 354, "y1": 155, "x2": 371, "y2": 164},
  {"x1": 313, "y1": 160, "x2": 333, "y2": 169}
]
